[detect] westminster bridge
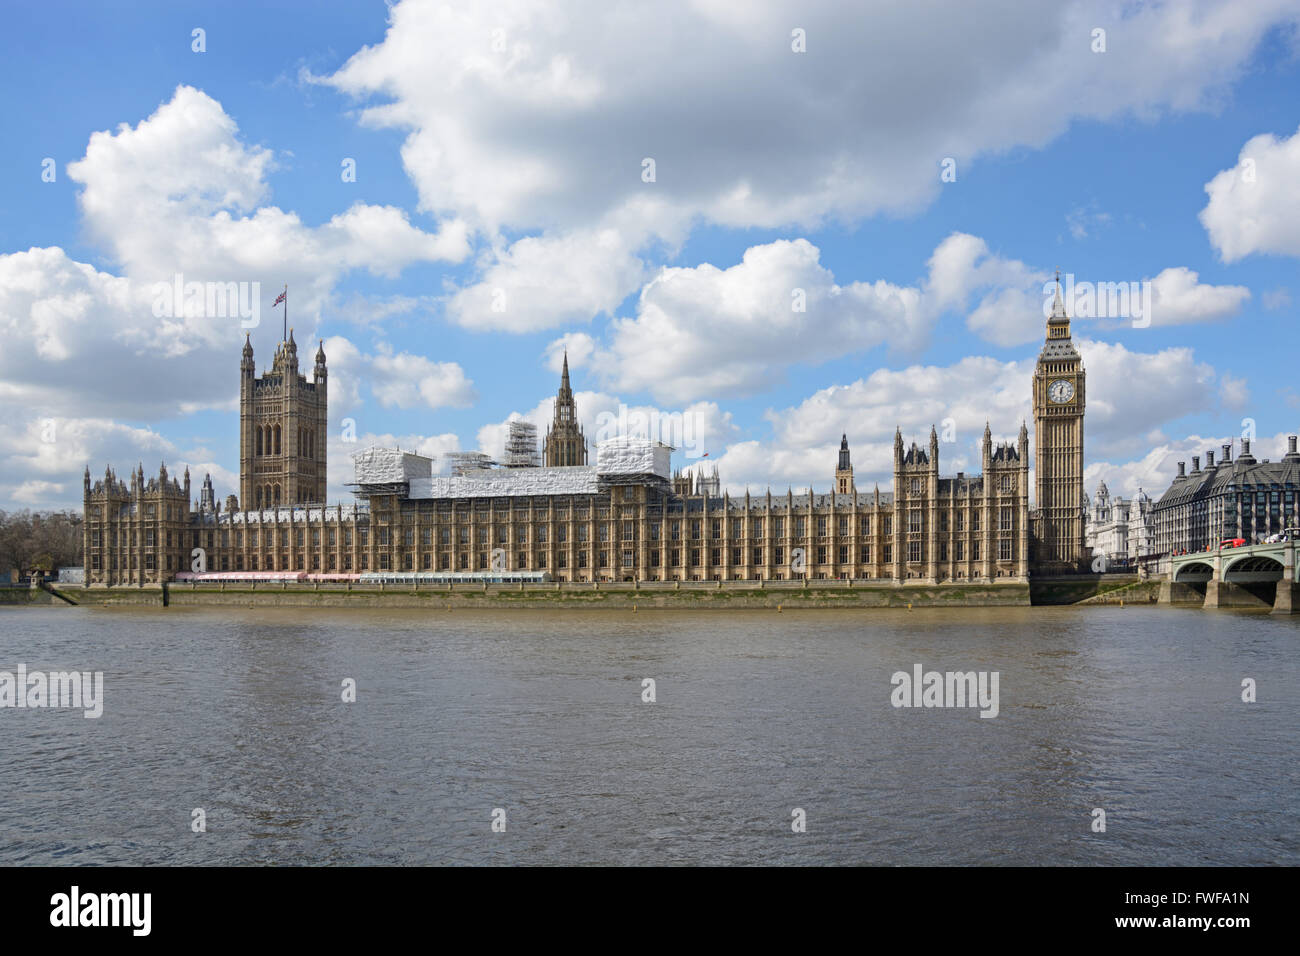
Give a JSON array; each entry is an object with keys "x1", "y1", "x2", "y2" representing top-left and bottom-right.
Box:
[{"x1": 1163, "y1": 539, "x2": 1299, "y2": 613}]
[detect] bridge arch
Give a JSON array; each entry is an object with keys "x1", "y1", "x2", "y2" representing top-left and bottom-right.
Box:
[
  {"x1": 1223, "y1": 555, "x2": 1285, "y2": 583},
  {"x1": 1173, "y1": 561, "x2": 1213, "y2": 583}
]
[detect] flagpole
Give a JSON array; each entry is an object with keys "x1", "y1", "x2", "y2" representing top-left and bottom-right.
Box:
[{"x1": 283, "y1": 284, "x2": 288, "y2": 342}]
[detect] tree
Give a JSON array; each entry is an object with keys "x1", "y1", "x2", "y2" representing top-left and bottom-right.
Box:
[{"x1": 0, "y1": 509, "x2": 84, "y2": 578}]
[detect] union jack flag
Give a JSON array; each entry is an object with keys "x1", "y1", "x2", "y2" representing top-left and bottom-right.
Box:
[{"x1": 272, "y1": 290, "x2": 286, "y2": 306}]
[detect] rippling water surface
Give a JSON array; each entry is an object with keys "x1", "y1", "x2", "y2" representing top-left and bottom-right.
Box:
[{"x1": 0, "y1": 605, "x2": 1295, "y2": 865}]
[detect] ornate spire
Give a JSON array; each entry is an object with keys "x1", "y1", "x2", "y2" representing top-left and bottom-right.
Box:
[
  {"x1": 1050, "y1": 268, "x2": 1069, "y2": 322},
  {"x1": 543, "y1": 350, "x2": 586, "y2": 465}
]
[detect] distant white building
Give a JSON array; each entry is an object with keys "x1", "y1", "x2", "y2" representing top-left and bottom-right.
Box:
[{"x1": 1086, "y1": 481, "x2": 1154, "y2": 569}]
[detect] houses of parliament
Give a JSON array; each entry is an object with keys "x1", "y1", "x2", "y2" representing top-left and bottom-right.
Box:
[{"x1": 81, "y1": 285, "x2": 1089, "y2": 586}]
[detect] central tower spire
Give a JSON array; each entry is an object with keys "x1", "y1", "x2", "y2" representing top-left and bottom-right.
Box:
[{"x1": 543, "y1": 351, "x2": 588, "y2": 466}]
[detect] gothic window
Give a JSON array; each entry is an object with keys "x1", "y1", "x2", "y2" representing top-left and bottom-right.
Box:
[
  {"x1": 256, "y1": 427, "x2": 263, "y2": 456},
  {"x1": 273, "y1": 484, "x2": 281, "y2": 505},
  {"x1": 274, "y1": 424, "x2": 281, "y2": 455}
]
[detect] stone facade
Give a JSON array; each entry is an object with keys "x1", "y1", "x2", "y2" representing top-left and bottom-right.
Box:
[
  {"x1": 351, "y1": 419, "x2": 1029, "y2": 583},
  {"x1": 1085, "y1": 481, "x2": 1154, "y2": 569},
  {"x1": 1150, "y1": 436, "x2": 1300, "y2": 571},
  {"x1": 84, "y1": 312, "x2": 1094, "y2": 585},
  {"x1": 239, "y1": 330, "x2": 328, "y2": 509},
  {"x1": 1031, "y1": 275, "x2": 1088, "y2": 573},
  {"x1": 82, "y1": 463, "x2": 192, "y2": 586}
]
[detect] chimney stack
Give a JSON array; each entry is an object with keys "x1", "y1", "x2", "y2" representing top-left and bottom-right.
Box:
[
  {"x1": 1177, "y1": 461, "x2": 1185, "y2": 478},
  {"x1": 1206, "y1": 450, "x2": 1215, "y2": 467},
  {"x1": 1290, "y1": 436, "x2": 1298, "y2": 454},
  {"x1": 1222, "y1": 443, "x2": 1231, "y2": 463},
  {"x1": 1243, "y1": 439, "x2": 1251, "y2": 456},
  {"x1": 1192, "y1": 456, "x2": 1200, "y2": 473}
]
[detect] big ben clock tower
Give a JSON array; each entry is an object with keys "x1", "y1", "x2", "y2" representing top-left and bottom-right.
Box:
[{"x1": 1032, "y1": 271, "x2": 1086, "y2": 573}]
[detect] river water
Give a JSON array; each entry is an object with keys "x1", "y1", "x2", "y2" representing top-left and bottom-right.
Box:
[{"x1": 0, "y1": 605, "x2": 1295, "y2": 865}]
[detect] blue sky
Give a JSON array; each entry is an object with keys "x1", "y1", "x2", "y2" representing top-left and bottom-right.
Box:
[{"x1": 2, "y1": 0, "x2": 1299, "y2": 510}]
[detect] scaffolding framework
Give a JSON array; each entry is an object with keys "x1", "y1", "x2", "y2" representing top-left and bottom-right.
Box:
[
  {"x1": 446, "y1": 451, "x2": 498, "y2": 476},
  {"x1": 502, "y1": 421, "x2": 540, "y2": 468}
]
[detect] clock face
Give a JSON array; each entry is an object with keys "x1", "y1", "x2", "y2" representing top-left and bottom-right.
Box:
[{"x1": 1048, "y1": 379, "x2": 1075, "y2": 404}]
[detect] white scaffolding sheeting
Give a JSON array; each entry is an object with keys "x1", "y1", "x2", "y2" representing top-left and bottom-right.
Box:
[
  {"x1": 595, "y1": 437, "x2": 672, "y2": 478},
  {"x1": 352, "y1": 447, "x2": 433, "y2": 484},
  {"x1": 410, "y1": 467, "x2": 600, "y2": 499}
]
